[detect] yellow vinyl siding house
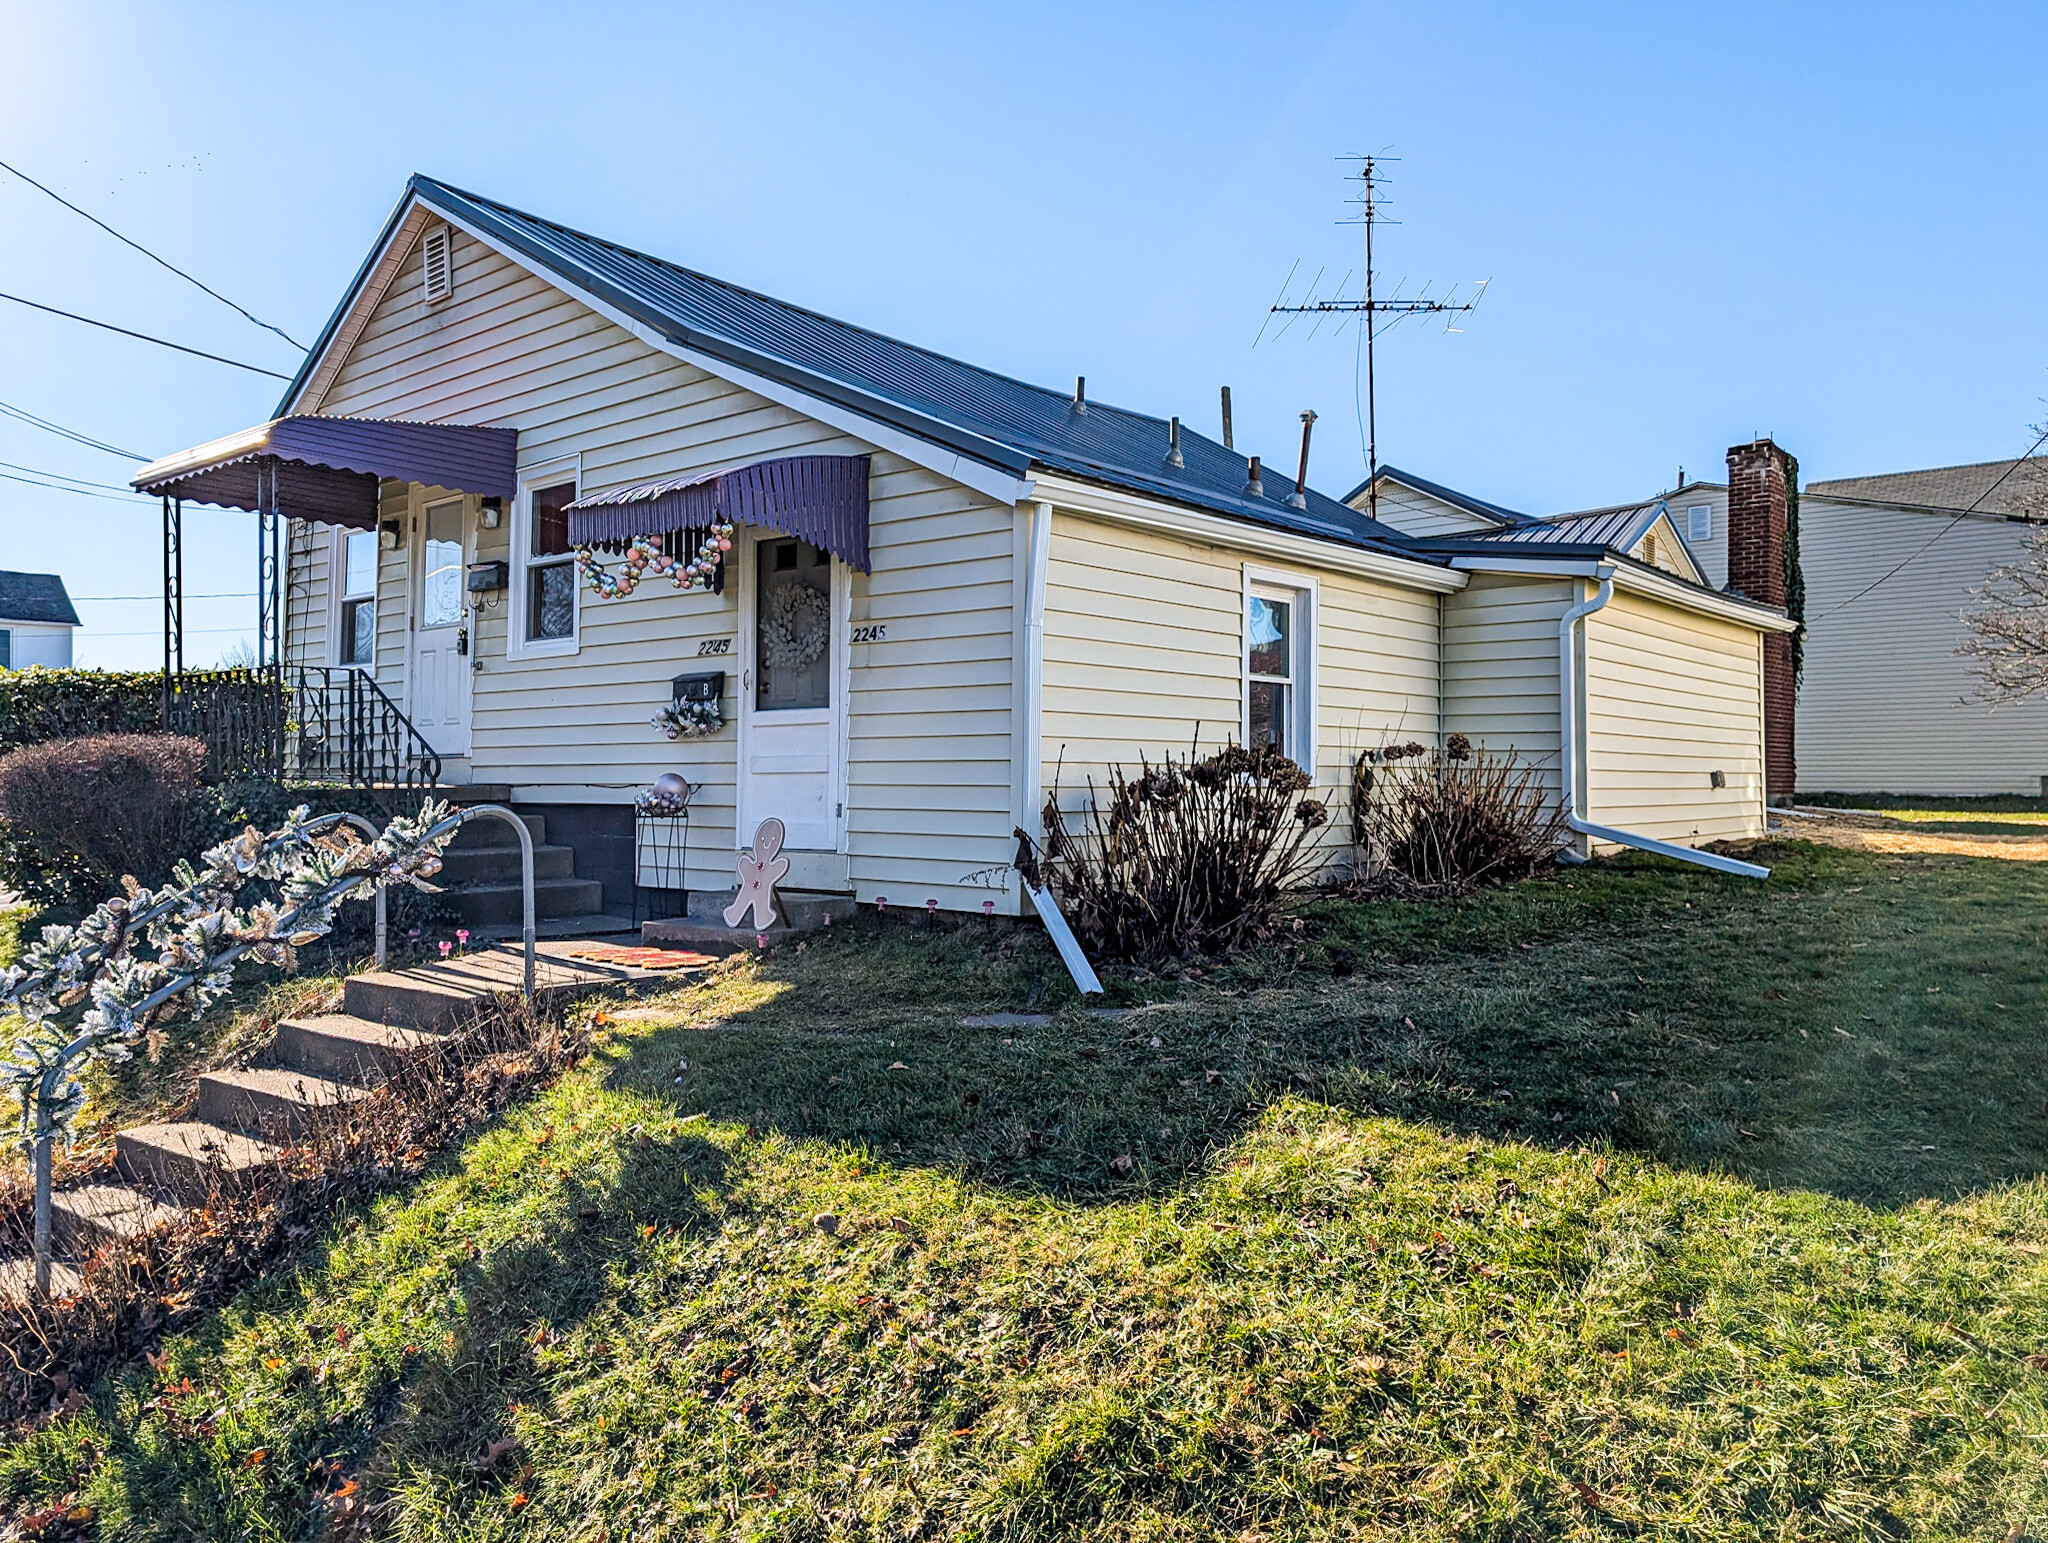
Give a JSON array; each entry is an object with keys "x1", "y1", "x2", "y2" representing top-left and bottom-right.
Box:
[{"x1": 134, "y1": 176, "x2": 1794, "y2": 927}]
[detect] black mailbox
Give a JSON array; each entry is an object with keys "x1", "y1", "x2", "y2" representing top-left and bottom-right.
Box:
[
  {"x1": 672, "y1": 670, "x2": 724, "y2": 704},
  {"x1": 466, "y1": 560, "x2": 509, "y2": 593}
]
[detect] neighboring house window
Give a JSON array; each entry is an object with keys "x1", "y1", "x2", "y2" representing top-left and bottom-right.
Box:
[
  {"x1": 511, "y1": 467, "x2": 581, "y2": 657},
  {"x1": 337, "y1": 528, "x2": 377, "y2": 666},
  {"x1": 1687, "y1": 504, "x2": 1712, "y2": 544},
  {"x1": 0, "y1": 629, "x2": 10, "y2": 670}
]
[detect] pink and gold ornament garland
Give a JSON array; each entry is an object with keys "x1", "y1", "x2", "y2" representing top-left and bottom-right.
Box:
[{"x1": 575, "y1": 519, "x2": 737, "y2": 598}]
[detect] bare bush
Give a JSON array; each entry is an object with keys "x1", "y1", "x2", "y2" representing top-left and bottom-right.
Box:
[
  {"x1": 0, "y1": 733, "x2": 206, "y2": 896},
  {"x1": 1032, "y1": 744, "x2": 1329, "y2": 967},
  {"x1": 1348, "y1": 734, "x2": 1567, "y2": 898}
]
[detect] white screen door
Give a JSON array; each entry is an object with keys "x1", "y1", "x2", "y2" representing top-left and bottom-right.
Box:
[
  {"x1": 410, "y1": 496, "x2": 472, "y2": 757},
  {"x1": 738, "y1": 533, "x2": 843, "y2": 853}
]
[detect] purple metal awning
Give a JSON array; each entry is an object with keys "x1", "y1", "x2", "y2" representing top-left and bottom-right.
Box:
[
  {"x1": 132, "y1": 416, "x2": 519, "y2": 529},
  {"x1": 565, "y1": 454, "x2": 871, "y2": 572}
]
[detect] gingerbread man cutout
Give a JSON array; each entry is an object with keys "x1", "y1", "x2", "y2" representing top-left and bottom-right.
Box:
[{"x1": 724, "y1": 816, "x2": 791, "y2": 930}]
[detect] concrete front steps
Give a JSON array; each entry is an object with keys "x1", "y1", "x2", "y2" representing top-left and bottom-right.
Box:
[
  {"x1": 438, "y1": 806, "x2": 633, "y2": 941},
  {"x1": 641, "y1": 887, "x2": 852, "y2": 950},
  {"x1": 4, "y1": 942, "x2": 690, "y2": 1298}
]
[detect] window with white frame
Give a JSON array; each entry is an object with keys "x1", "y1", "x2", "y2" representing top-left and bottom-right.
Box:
[
  {"x1": 1687, "y1": 504, "x2": 1712, "y2": 543},
  {"x1": 336, "y1": 528, "x2": 377, "y2": 666},
  {"x1": 512, "y1": 469, "x2": 580, "y2": 654},
  {"x1": 1244, "y1": 575, "x2": 1315, "y2": 768}
]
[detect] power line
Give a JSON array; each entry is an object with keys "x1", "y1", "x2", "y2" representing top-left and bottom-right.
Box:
[
  {"x1": 0, "y1": 399, "x2": 146, "y2": 460},
  {"x1": 0, "y1": 157, "x2": 307, "y2": 351},
  {"x1": 0, "y1": 458, "x2": 137, "y2": 493},
  {"x1": 72, "y1": 592, "x2": 254, "y2": 601},
  {"x1": 0, "y1": 291, "x2": 292, "y2": 380},
  {"x1": 1813, "y1": 424, "x2": 2048, "y2": 621},
  {"x1": 0, "y1": 469, "x2": 154, "y2": 502}
]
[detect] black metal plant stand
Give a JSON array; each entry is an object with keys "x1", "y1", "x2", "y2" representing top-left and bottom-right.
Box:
[{"x1": 634, "y1": 812, "x2": 690, "y2": 925}]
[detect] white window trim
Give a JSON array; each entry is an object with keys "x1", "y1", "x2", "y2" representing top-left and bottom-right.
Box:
[
  {"x1": 507, "y1": 455, "x2": 583, "y2": 660},
  {"x1": 1686, "y1": 503, "x2": 1713, "y2": 544},
  {"x1": 1241, "y1": 563, "x2": 1320, "y2": 779},
  {"x1": 329, "y1": 525, "x2": 379, "y2": 669}
]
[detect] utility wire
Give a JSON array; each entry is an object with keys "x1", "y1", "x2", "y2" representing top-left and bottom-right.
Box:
[
  {"x1": 0, "y1": 469, "x2": 153, "y2": 502},
  {"x1": 1814, "y1": 424, "x2": 2048, "y2": 621},
  {"x1": 0, "y1": 157, "x2": 307, "y2": 351},
  {"x1": 72, "y1": 592, "x2": 254, "y2": 601},
  {"x1": 0, "y1": 399, "x2": 145, "y2": 460},
  {"x1": 0, "y1": 458, "x2": 137, "y2": 493},
  {"x1": 0, "y1": 291, "x2": 292, "y2": 380}
]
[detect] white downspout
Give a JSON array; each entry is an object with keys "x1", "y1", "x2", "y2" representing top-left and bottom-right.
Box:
[
  {"x1": 1559, "y1": 567, "x2": 1771, "y2": 880},
  {"x1": 1022, "y1": 500, "x2": 1052, "y2": 836}
]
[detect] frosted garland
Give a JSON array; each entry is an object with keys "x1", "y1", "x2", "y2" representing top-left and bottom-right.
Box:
[{"x1": 576, "y1": 520, "x2": 737, "y2": 598}]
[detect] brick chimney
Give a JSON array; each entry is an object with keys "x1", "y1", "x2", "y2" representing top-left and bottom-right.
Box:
[{"x1": 1726, "y1": 439, "x2": 1796, "y2": 804}]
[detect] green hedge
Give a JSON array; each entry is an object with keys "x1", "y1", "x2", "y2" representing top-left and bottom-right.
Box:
[{"x1": 0, "y1": 668, "x2": 169, "y2": 754}]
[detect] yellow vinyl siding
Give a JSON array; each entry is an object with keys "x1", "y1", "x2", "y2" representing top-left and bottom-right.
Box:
[
  {"x1": 1442, "y1": 573, "x2": 1571, "y2": 805},
  {"x1": 1583, "y1": 587, "x2": 1764, "y2": 843},
  {"x1": 1350, "y1": 482, "x2": 1503, "y2": 538},
  {"x1": 291, "y1": 225, "x2": 1017, "y2": 905},
  {"x1": 1038, "y1": 511, "x2": 1441, "y2": 845},
  {"x1": 1798, "y1": 498, "x2": 2048, "y2": 795}
]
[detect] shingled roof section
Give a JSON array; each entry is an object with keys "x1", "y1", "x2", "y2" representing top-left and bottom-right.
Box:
[
  {"x1": 0, "y1": 572, "x2": 80, "y2": 627},
  {"x1": 285, "y1": 176, "x2": 1418, "y2": 559},
  {"x1": 1809, "y1": 456, "x2": 2048, "y2": 518}
]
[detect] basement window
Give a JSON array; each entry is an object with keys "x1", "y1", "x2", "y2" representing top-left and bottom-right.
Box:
[{"x1": 421, "y1": 225, "x2": 454, "y2": 305}]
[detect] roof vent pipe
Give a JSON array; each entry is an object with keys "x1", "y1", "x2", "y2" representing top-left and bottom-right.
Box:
[
  {"x1": 1072, "y1": 376, "x2": 1087, "y2": 414},
  {"x1": 1288, "y1": 409, "x2": 1317, "y2": 510},
  {"x1": 1243, "y1": 456, "x2": 1264, "y2": 499},
  {"x1": 1220, "y1": 386, "x2": 1234, "y2": 450},
  {"x1": 1166, "y1": 416, "x2": 1184, "y2": 468}
]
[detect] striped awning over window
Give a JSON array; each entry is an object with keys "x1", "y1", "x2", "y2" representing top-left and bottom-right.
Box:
[{"x1": 564, "y1": 455, "x2": 871, "y2": 572}]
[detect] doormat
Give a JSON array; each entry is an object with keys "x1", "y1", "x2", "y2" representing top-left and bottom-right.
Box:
[{"x1": 560, "y1": 943, "x2": 717, "y2": 970}]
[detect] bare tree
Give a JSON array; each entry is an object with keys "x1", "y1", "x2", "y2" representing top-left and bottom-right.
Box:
[{"x1": 1960, "y1": 461, "x2": 2048, "y2": 701}]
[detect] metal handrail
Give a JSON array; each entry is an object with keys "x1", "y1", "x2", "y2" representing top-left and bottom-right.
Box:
[
  {"x1": 308, "y1": 811, "x2": 387, "y2": 968},
  {"x1": 444, "y1": 804, "x2": 535, "y2": 997},
  {"x1": 287, "y1": 666, "x2": 444, "y2": 811}
]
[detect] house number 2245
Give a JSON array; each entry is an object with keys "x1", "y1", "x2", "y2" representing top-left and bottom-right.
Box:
[
  {"x1": 696, "y1": 638, "x2": 732, "y2": 656},
  {"x1": 851, "y1": 624, "x2": 888, "y2": 643}
]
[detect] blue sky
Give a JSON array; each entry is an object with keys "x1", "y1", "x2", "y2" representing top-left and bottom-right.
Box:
[{"x1": 3, "y1": 0, "x2": 2045, "y2": 667}]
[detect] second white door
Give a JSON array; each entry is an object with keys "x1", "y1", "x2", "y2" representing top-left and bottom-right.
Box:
[{"x1": 737, "y1": 532, "x2": 843, "y2": 853}]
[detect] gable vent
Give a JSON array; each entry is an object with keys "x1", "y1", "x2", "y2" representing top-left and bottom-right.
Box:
[{"x1": 421, "y1": 225, "x2": 454, "y2": 305}]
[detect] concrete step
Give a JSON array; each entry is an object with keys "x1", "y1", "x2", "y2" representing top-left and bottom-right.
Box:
[
  {"x1": 343, "y1": 966, "x2": 492, "y2": 1032},
  {"x1": 437, "y1": 841, "x2": 576, "y2": 885},
  {"x1": 441, "y1": 784, "x2": 516, "y2": 807},
  {"x1": 270, "y1": 1013, "x2": 445, "y2": 1086},
  {"x1": 448, "y1": 810, "x2": 545, "y2": 848},
  {"x1": 117, "y1": 1121, "x2": 280, "y2": 1204},
  {"x1": 51, "y1": 1183, "x2": 184, "y2": 1255},
  {"x1": 0, "y1": 1257, "x2": 84, "y2": 1299},
  {"x1": 196, "y1": 1066, "x2": 368, "y2": 1138},
  {"x1": 446, "y1": 877, "x2": 606, "y2": 926},
  {"x1": 465, "y1": 913, "x2": 638, "y2": 943}
]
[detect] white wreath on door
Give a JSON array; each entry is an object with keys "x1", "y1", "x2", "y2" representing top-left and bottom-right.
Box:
[{"x1": 761, "y1": 581, "x2": 830, "y2": 669}]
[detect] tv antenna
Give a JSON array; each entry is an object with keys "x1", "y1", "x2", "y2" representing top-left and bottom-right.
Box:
[{"x1": 1264, "y1": 155, "x2": 1487, "y2": 522}]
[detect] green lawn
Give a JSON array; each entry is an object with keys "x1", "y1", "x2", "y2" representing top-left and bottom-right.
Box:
[{"x1": 6, "y1": 840, "x2": 2048, "y2": 1538}]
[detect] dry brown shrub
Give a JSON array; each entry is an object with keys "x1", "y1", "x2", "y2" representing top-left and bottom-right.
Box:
[
  {"x1": 1032, "y1": 744, "x2": 1329, "y2": 967},
  {"x1": 1347, "y1": 734, "x2": 1567, "y2": 897},
  {"x1": 0, "y1": 733, "x2": 207, "y2": 893}
]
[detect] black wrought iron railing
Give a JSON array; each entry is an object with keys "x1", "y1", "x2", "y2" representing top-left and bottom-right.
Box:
[
  {"x1": 284, "y1": 666, "x2": 444, "y2": 811},
  {"x1": 162, "y1": 668, "x2": 286, "y2": 783}
]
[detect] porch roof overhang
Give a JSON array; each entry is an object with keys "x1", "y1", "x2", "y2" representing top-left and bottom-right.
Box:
[
  {"x1": 565, "y1": 454, "x2": 871, "y2": 572},
  {"x1": 131, "y1": 415, "x2": 519, "y2": 529}
]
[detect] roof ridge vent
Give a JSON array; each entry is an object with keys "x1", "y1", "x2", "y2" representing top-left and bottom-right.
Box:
[{"x1": 422, "y1": 224, "x2": 454, "y2": 306}]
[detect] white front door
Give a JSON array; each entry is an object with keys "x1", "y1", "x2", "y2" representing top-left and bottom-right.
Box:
[
  {"x1": 738, "y1": 532, "x2": 844, "y2": 854},
  {"x1": 410, "y1": 495, "x2": 473, "y2": 757}
]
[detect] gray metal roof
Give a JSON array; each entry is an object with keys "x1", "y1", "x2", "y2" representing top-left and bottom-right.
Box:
[
  {"x1": 283, "y1": 176, "x2": 1415, "y2": 558},
  {"x1": 1808, "y1": 456, "x2": 2048, "y2": 518},
  {"x1": 1344, "y1": 465, "x2": 1539, "y2": 527},
  {"x1": 0, "y1": 572, "x2": 79, "y2": 626},
  {"x1": 1481, "y1": 503, "x2": 1664, "y2": 550}
]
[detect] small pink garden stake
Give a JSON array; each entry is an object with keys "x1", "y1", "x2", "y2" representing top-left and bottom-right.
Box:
[
  {"x1": 438, "y1": 940, "x2": 453, "y2": 959},
  {"x1": 455, "y1": 928, "x2": 470, "y2": 953},
  {"x1": 982, "y1": 899, "x2": 996, "y2": 921},
  {"x1": 876, "y1": 896, "x2": 888, "y2": 915},
  {"x1": 925, "y1": 898, "x2": 939, "y2": 927},
  {"x1": 756, "y1": 933, "x2": 768, "y2": 950},
  {"x1": 822, "y1": 910, "x2": 833, "y2": 927}
]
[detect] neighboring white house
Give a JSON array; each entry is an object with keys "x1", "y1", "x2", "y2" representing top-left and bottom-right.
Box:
[
  {"x1": 0, "y1": 573, "x2": 79, "y2": 670},
  {"x1": 133, "y1": 176, "x2": 1794, "y2": 925}
]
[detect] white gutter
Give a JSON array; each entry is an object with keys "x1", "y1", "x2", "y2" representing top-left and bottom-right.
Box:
[{"x1": 1558, "y1": 568, "x2": 1771, "y2": 880}]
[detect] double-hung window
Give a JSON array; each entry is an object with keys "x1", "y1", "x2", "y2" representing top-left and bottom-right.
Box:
[
  {"x1": 1243, "y1": 571, "x2": 1317, "y2": 772},
  {"x1": 517, "y1": 476, "x2": 579, "y2": 651},
  {"x1": 337, "y1": 528, "x2": 377, "y2": 667}
]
